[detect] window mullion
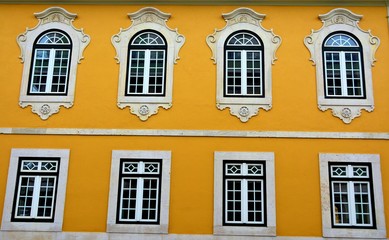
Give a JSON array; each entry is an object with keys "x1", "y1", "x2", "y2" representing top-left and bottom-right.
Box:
[
  {"x1": 349, "y1": 180, "x2": 357, "y2": 226},
  {"x1": 45, "y1": 48, "x2": 56, "y2": 93},
  {"x1": 241, "y1": 50, "x2": 247, "y2": 95},
  {"x1": 143, "y1": 50, "x2": 151, "y2": 94},
  {"x1": 242, "y1": 179, "x2": 248, "y2": 223},
  {"x1": 135, "y1": 177, "x2": 144, "y2": 221},
  {"x1": 31, "y1": 176, "x2": 41, "y2": 218},
  {"x1": 339, "y1": 51, "x2": 348, "y2": 96}
]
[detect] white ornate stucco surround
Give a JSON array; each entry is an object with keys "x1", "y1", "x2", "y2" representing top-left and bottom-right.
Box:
[
  {"x1": 206, "y1": 8, "x2": 281, "y2": 122},
  {"x1": 17, "y1": 7, "x2": 90, "y2": 120},
  {"x1": 112, "y1": 7, "x2": 185, "y2": 121},
  {"x1": 304, "y1": 8, "x2": 380, "y2": 124}
]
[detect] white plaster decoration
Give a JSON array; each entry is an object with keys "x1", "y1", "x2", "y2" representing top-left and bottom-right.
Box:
[
  {"x1": 206, "y1": 8, "x2": 281, "y2": 122},
  {"x1": 107, "y1": 150, "x2": 171, "y2": 233},
  {"x1": 112, "y1": 7, "x2": 185, "y2": 121},
  {"x1": 17, "y1": 7, "x2": 90, "y2": 120},
  {"x1": 1, "y1": 149, "x2": 70, "y2": 232},
  {"x1": 214, "y1": 152, "x2": 276, "y2": 236},
  {"x1": 304, "y1": 8, "x2": 380, "y2": 124},
  {"x1": 319, "y1": 153, "x2": 386, "y2": 238}
]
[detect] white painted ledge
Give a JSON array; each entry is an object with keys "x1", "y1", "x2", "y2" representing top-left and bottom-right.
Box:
[
  {"x1": 0, "y1": 128, "x2": 389, "y2": 139},
  {"x1": 0, "y1": 232, "x2": 333, "y2": 240}
]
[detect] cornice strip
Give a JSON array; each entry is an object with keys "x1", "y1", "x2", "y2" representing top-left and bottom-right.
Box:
[
  {"x1": 1, "y1": 128, "x2": 389, "y2": 139},
  {"x1": 0, "y1": 0, "x2": 386, "y2": 5}
]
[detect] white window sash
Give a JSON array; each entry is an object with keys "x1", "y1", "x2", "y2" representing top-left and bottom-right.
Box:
[{"x1": 15, "y1": 175, "x2": 56, "y2": 219}]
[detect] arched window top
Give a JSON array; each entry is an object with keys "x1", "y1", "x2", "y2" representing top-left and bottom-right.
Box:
[
  {"x1": 37, "y1": 31, "x2": 71, "y2": 45},
  {"x1": 132, "y1": 32, "x2": 165, "y2": 45},
  {"x1": 227, "y1": 32, "x2": 261, "y2": 46},
  {"x1": 324, "y1": 33, "x2": 359, "y2": 47}
]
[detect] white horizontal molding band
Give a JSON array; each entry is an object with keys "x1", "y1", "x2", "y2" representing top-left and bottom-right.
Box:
[
  {"x1": 1, "y1": 128, "x2": 389, "y2": 139},
  {"x1": 0, "y1": 0, "x2": 386, "y2": 5},
  {"x1": 0, "y1": 232, "x2": 327, "y2": 240}
]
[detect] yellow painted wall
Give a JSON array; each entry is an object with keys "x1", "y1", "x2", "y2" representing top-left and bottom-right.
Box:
[
  {"x1": 0, "y1": 135, "x2": 388, "y2": 235},
  {"x1": 0, "y1": 5, "x2": 388, "y2": 130},
  {"x1": 0, "y1": 4, "x2": 388, "y2": 237}
]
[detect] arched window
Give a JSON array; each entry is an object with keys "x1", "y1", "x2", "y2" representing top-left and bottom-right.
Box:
[
  {"x1": 224, "y1": 31, "x2": 264, "y2": 97},
  {"x1": 126, "y1": 31, "x2": 167, "y2": 96},
  {"x1": 28, "y1": 30, "x2": 72, "y2": 95},
  {"x1": 323, "y1": 32, "x2": 365, "y2": 98}
]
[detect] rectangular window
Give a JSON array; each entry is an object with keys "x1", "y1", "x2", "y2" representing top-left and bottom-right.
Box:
[
  {"x1": 127, "y1": 50, "x2": 165, "y2": 96},
  {"x1": 107, "y1": 150, "x2": 171, "y2": 234},
  {"x1": 214, "y1": 152, "x2": 275, "y2": 236},
  {"x1": 319, "y1": 153, "x2": 386, "y2": 239},
  {"x1": 324, "y1": 51, "x2": 363, "y2": 98},
  {"x1": 329, "y1": 163, "x2": 374, "y2": 228},
  {"x1": 117, "y1": 160, "x2": 161, "y2": 224},
  {"x1": 1, "y1": 149, "x2": 69, "y2": 232},
  {"x1": 225, "y1": 50, "x2": 262, "y2": 97},
  {"x1": 13, "y1": 158, "x2": 59, "y2": 222},
  {"x1": 29, "y1": 48, "x2": 70, "y2": 94},
  {"x1": 224, "y1": 161, "x2": 265, "y2": 225}
]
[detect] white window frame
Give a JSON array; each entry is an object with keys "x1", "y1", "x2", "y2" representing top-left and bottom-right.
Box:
[
  {"x1": 319, "y1": 153, "x2": 386, "y2": 238},
  {"x1": 1, "y1": 149, "x2": 70, "y2": 232},
  {"x1": 17, "y1": 7, "x2": 90, "y2": 120},
  {"x1": 112, "y1": 7, "x2": 185, "y2": 121},
  {"x1": 206, "y1": 8, "x2": 281, "y2": 122},
  {"x1": 107, "y1": 150, "x2": 171, "y2": 233},
  {"x1": 214, "y1": 152, "x2": 276, "y2": 236},
  {"x1": 304, "y1": 8, "x2": 380, "y2": 124}
]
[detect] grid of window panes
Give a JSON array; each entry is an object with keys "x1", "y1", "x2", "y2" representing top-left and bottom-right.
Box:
[
  {"x1": 29, "y1": 31, "x2": 71, "y2": 95},
  {"x1": 224, "y1": 161, "x2": 265, "y2": 225},
  {"x1": 323, "y1": 33, "x2": 364, "y2": 98},
  {"x1": 118, "y1": 160, "x2": 161, "y2": 223},
  {"x1": 330, "y1": 164, "x2": 374, "y2": 227},
  {"x1": 225, "y1": 32, "x2": 263, "y2": 97},
  {"x1": 13, "y1": 158, "x2": 59, "y2": 221},
  {"x1": 127, "y1": 32, "x2": 166, "y2": 96}
]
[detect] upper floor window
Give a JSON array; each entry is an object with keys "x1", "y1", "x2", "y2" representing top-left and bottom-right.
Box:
[
  {"x1": 207, "y1": 8, "x2": 281, "y2": 122},
  {"x1": 304, "y1": 8, "x2": 380, "y2": 124},
  {"x1": 319, "y1": 153, "x2": 386, "y2": 238},
  {"x1": 29, "y1": 31, "x2": 72, "y2": 95},
  {"x1": 17, "y1": 7, "x2": 90, "y2": 120},
  {"x1": 224, "y1": 31, "x2": 264, "y2": 98},
  {"x1": 1, "y1": 149, "x2": 70, "y2": 232},
  {"x1": 323, "y1": 33, "x2": 364, "y2": 99},
  {"x1": 126, "y1": 31, "x2": 167, "y2": 96},
  {"x1": 112, "y1": 7, "x2": 185, "y2": 121}
]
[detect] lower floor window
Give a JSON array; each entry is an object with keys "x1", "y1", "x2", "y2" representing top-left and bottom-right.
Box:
[
  {"x1": 118, "y1": 160, "x2": 161, "y2": 223},
  {"x1": 329, "y1": 163, "x2": 374, "y2": 227},
  {"x1": 224, "y1": 161, "x2": 265, "y2": 225}
]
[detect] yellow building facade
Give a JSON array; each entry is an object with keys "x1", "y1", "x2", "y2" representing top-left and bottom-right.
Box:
[{"x1": 0, "y1": 1, "x2": 388, "y2": 239}]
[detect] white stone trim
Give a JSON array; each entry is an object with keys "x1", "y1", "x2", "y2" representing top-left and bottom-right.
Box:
[
  {"x1": 112, "y1": 7, "x2": 185, "y2": 121},
  {"x1": 1, "y1": 148, "x2": 70, "y2": 232},
  {"x1": 214, "y1": 151, "x2": 276, "y2": 236},
  {"x1": 1, "y1": 128, "x2": 389, "y2": 140},
  {"x1": 0, "y1": 231, "x2": 337, "y2": 240},
  {"x1": 107, "y1": 150, "x2": 171, "y2": 233},
  {"x1": 206, "y1": 8, "x2": 281, "y2": 122},
  {"x1": 304, "y1": 8, "x2": 380, "y2": 124},
  {"x1": 319, "y1": 153, "x2": 386, "y2": 239},
  {"x1": 17, "y1": 7, "x2": 90, "y2": 120}
]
